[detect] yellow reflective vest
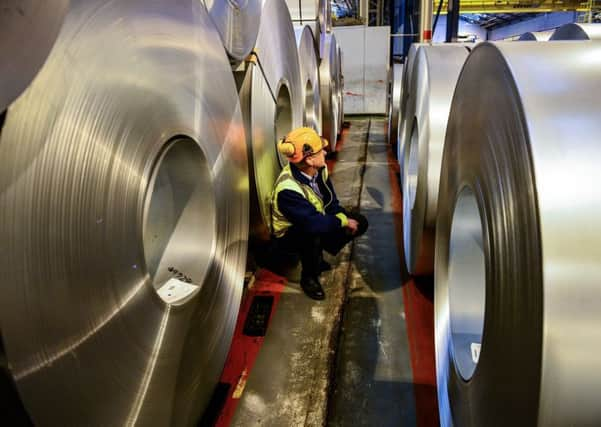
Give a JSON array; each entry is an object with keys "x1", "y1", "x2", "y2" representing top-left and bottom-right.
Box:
[{"x1": 270, "y1": 164, "x2": 348, "y2": 238}]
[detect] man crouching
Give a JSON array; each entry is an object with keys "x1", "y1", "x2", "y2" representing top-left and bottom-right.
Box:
[{"x1": 269, "y1": 127, "x2": 368, "y2": 300}]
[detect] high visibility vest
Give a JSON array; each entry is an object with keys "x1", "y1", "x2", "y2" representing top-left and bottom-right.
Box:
[{"x1": 270, "y1": 164, "x2": 328, "y2": 238}]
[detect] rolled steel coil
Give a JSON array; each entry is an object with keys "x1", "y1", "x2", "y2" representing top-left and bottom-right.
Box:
[
  {"x1": 0, "y1": 0, "x2": 69, "y2": 111},
  {"x1": 295, "y1": 25, "x2": 322, "y2": 134},
  {"x1": 436, "y1": 41, "x2": 601, "y2": 426},
  {"x1": 0, "y1": 0, "x2": 249, "y2": 424},
  {"x1": 550, "y1": 23, "x2": 601, "y2": 40},
  {"x1": 321, "y1": 0, "x2": 332, "y2": 34},
  {"x1": 388, "y1": 63, "x2": 403, "y2": 145},
  {"x1": 400, "y1": 44, "x2": 469, "y2": 276},
  {"x1": 336, "y1": 43, "x2": 344, "y2": 135},
  {"x1": 397, "y1": 42, "x2": 425, "y2": 170},
  {"x1": 332, "y1": 42, "x2": 341, "y2": 137},
  {"x1": 320, "y1": 33, "x2": 341, "y2": 150},
  {"x1": 286, "y1": 0, "x2": 331, "y2": 62},
  {"x1": 203, "y1": 0, "x2": 262, "y2": 63},
  {"x1": 517, "y1": 30, "x2": 553, "y2": 41},
  {"x1": 240, "y1": 0, "x2": 303, "y2": 238},
  {"x1": 286, "y1": 0, "x2": 332, "y2": 36}
]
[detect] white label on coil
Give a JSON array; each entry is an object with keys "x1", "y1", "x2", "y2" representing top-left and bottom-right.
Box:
[
  {"x1": 157, "y1": 278, "x2": 199, "y2": 304},
  {"x1": 471, "y1": 343, "x2": 481, "y2": 364}
]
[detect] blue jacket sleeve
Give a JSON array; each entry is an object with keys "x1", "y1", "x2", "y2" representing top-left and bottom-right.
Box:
[{"x1": 277, "y1": 189, "x2": 345, "y2": 234}]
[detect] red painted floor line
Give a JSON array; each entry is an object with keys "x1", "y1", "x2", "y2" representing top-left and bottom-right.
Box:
[
  {"x1": 213, "y1": 269, "x2": 286, "y2": 427},
  {"x1": 386, "y1": 141, "x2": 439, "y2": 427}
]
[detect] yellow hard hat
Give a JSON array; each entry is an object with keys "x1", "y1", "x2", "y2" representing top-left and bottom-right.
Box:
[{"x1": 277, "y1": 127, "x2": 329, "y2": 163}]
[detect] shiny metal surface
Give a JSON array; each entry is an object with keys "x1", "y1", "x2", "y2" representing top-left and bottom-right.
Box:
[
  {"x1": 518, "y1": 30, "x2": 553, "y2": 41},
  {"x1": 445, "y1": 187, "x2": 486, "y2": 382},
  {"x1": 400, "y1": 44, "x2": 469, "y2": 275},
  {"x1": 286, "y1": 0, "x2": 331, "y2": 62},
  {"x1": 203, "y1": 0, "x2": 262, "y2": 62},
  {"x1": 0, "y1": 0, "x2": 249, "y2": 424},
  {"x1": 0, "y1": 0, "x2": 69, "y2": 111},
  {"x1": 241, "y1": 0, "x2": 303, "y2": 237},
  {"x1": 321, "y1": 0, "x2": 332, "y2": 33},
  {"x1": 336, "y1": 43, "x2": 344, "y2": 135},
  {"x1": 550, "y1": 23, "x2": 601, "y2": 40},
  {"x1": 320, "y1": 33, "x2": 340, "y2": 150},
  {"x1": 286, "y1": 0, "x2": 331, "y2": 35},
  {"x1": 396, "y1": 42, "x2": 425, "y2": 171},
  {"x1": 295, "y1": 25, "x2": 322, "y2": 134},
  {"x1": 388, "y1": 63, "x2": 403, "y2": 145},
  {"x1": 436, "y1": 41, "x2": 601, "y2": 427}
]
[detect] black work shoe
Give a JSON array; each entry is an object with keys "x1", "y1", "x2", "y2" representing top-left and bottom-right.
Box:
[
  {"x1": 319, "y1": 260, "x2": 332, "y2": 273},
  {"x1": 300, "y1": 276, "x2": 325, "y2": 300}
]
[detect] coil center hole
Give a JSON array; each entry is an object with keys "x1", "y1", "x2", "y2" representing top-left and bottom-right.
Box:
[
  {"x1": 304, "y1": 80, "x2": 315, "y2": 130},
  {"x1": 275, "y1": 84, "x2": 293, "y2": 167},
  {"x1": 143, "y1": 138, "x2": 216, "y2": 306},
  {"x1": 448, "y1": 187, "x2": 486, "y2": 381}
]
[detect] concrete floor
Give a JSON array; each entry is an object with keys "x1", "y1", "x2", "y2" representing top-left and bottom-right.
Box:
[
  {"x1": 231, "y1": 117, "x2": 432, "y2": 426},
  {"x1": 327, "y1": 118, "x2": 416, "y2": 426}
]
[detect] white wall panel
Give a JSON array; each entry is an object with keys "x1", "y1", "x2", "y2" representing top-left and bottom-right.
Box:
[
  {"x1": 333, "y1": 26, "x2": 364, "y2": 114},
  {"x1": 364, "y1": 26, "x2": 390, "y2": 114},
  {"x1": 334, "y1": 25, "x2": 390, "y2": 114}
]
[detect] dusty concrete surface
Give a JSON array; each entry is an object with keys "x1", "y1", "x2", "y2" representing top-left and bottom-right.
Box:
[
  {"x1": 327, "y1": 118, "x2": 416, "y2": 427},
  {"x1": 230, "y1": 119, "x2": 370, "y2": 427}
]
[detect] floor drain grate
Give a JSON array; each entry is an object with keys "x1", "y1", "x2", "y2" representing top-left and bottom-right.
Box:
[{"x1": 243, "y1": 295, "x2": 274, "y2": 337}]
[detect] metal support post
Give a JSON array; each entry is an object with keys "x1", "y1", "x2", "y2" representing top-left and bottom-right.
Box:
[
  {"x1": 419, "y1": 0, "x2": 433, "y2": 41},
  {"x1": 360, "y1": 0, "x2": 369, "y2": 21},
  {"x1": 446, "y1": 0, "x2": 460, "y2": 42}
]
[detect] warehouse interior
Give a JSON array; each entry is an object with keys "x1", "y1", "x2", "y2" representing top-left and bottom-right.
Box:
[{"x1": 1, "y1": 0, "x2": 600, "y2": 426}]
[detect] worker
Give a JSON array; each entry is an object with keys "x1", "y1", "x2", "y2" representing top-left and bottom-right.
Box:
[{"x1": 269, "y1": 127, "x2": 368, "y2": 300}]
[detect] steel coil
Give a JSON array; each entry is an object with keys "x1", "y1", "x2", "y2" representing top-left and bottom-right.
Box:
[
  {"x1": 0, "y1": 0, "x2": 249, "y2": 424},
  {"x1": 0, "y1": 0, "x2": 69, "y2": 111},
  {"x1": 320, "y1": 33, "x2": 340, "y2": 150},
  {"x1": 321, "y1": 0, "x2": 332, "y2": 34},
  {"x1": 550, "y1": 23, "x2": 601, "y2": 40},
  {"x1": 203, "y1": 0, "x2": 262, "y2": 62},
  {"x1": 240, "y1": 0, "x2": 303, "y2": 237},
  {"x1": 286, "y1": 0, "x2": 330, "y2": 62},
  {"x1": 286, "y1": 0, "x2": 331, "y2": 36},
  {"x1": 400, "y1": 44, "x2": 469, "y2": 276},
  {"x1": 336, "y1": 43, "x2": 344, "y2": 135},
  {"x1": 517, "y1": 30, "x2": 553, "y2": 41},
  {"x1": 388, "y1": 63, "x2": 403, "y2": 145},
  {"x1": 332, "y1": 42, "x2": 341, "y2": 137},
  {"x1": 435, "y1": 41, "x2": 601, "y2": 426},
  {"x1": 397, "y1": 43, "x2": 425, "y2": 170},
  {"x1": 295, "y1": 25, "x2": 322, "y2": 134},
  {"x1": 394, "y1": 60, "x2": 408, "y2": 159}
]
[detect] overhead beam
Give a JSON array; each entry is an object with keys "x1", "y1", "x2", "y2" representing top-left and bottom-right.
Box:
[{"x1": 436, "y1": 0, "x2": 588, "y2": 13}]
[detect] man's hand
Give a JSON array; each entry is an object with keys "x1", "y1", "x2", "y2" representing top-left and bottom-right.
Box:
[{"x1": 346, "y1": 218, "x2": 359, "y2": 234}]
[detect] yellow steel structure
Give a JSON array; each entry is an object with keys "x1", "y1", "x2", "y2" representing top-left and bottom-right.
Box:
[
  {"x1": 437, "y1": 0, "x2": 589, "y2": 13},
  {"x1": 578, "y1": 0, "x2": 601, "y2": 21}
]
